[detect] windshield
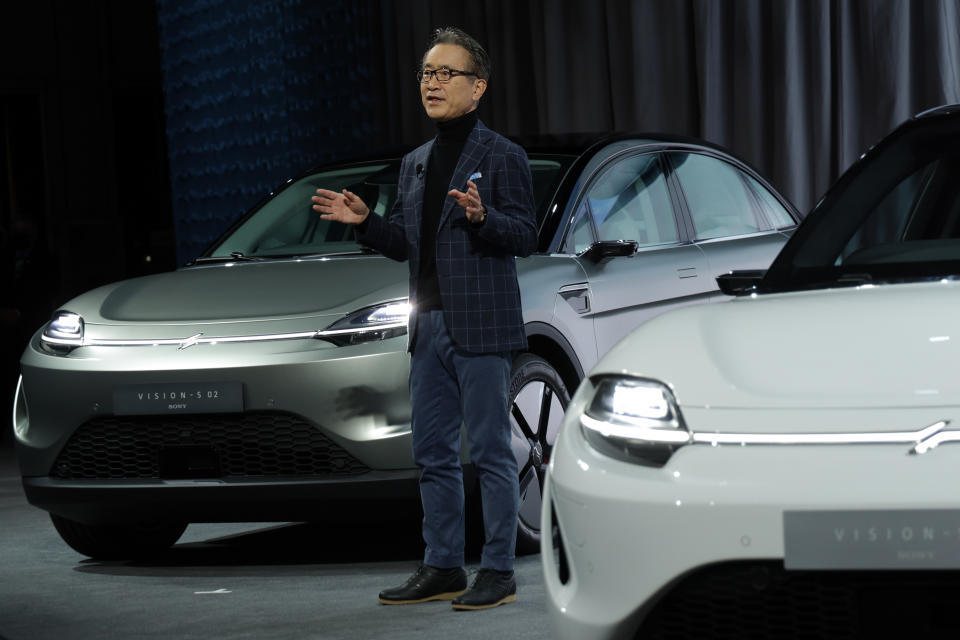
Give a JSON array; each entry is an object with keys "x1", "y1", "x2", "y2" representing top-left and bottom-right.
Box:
[
  {"x1": 207, "y1": 162, "x2": 400, "y2": 259},
  {"x1": 205, "y1": 155, "x2": 573, "y2": 260},
  {"x1": 762, "y1": 114, "x2": 960, "y2": 292}
]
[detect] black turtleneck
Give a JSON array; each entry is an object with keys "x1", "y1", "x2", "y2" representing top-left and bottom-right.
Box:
[{"x1": 417, "y1": 109, "x2": 478, "y2": 311}]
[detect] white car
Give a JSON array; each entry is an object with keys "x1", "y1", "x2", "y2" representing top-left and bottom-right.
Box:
[{"x1": 542, "y1": 104, "x2": 960, "y2": 639}]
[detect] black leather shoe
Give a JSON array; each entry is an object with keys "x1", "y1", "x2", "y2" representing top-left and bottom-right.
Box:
[
  {"x1": 451, "y1": 569, "x2": 517, "y2": 610},
  {"x1": 378, "y1": 565, "x2": 467, "y2": 605}
]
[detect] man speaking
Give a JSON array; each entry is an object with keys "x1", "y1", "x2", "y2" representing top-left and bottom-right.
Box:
[{"x1": 312, "y1": 27, "x2": 536, "y2": 611}]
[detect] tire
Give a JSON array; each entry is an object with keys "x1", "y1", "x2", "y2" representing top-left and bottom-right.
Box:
[
  {"x1": 50, "y1": 514, "x2": 187, "y2": 560},
  {"x1": 509, "y1": 353, "x2": 570, "y2": 554}
]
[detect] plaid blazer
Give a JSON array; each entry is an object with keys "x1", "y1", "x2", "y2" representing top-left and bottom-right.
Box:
[{"x1": 359, "y1": 119, "x2": 537, "y2": 353}]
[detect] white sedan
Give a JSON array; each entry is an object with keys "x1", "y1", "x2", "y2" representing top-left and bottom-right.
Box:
[{"x1": 542, "y1": 104, "x2": 960, "y2": 639}]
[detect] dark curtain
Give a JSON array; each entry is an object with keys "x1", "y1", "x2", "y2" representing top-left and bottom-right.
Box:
[
  {"x1": 158, "y1": 0, "x2": 960, "y2": 263},
  {"x1": 372, "y1": 0, "x2": 960, "y2": 214}
]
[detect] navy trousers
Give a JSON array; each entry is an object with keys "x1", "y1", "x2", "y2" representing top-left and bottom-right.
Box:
[{"x1": 409, "y1": 310, "x2": 519, "y2": 572}]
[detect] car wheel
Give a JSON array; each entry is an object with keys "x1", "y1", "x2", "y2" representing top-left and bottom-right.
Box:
[
  {"x1": 50, "y1": 514, "x2": 187, "y2": 560},
  {"x1": 509, "y1": 353, "x2": 570, "y2": 554}
]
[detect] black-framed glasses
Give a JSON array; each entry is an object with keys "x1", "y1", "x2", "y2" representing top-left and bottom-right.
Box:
[{"x1": 417, "y1": 67, "x2": 477, "y2": 84}]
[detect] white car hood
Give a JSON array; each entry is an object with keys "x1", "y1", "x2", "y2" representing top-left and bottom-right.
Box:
[{"x1": 596, "y1": 280, "x2": 960, "y2": 410}]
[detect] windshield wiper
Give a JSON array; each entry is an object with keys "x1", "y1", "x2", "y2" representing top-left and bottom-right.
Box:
[
  {"x1": 835, "y1": 272, "x2": 873, "y2": 284},
  {"x1": 294, "y1": 247, "x2": 381, "y2": 258},
  {"x1": 189, "y1": 248, "x2": 381, "y2": 265},
  {"x1": 189, "y1": 251, "x2": 266, "y2": 265}
]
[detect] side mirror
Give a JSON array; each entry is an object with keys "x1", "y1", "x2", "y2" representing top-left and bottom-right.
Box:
[
  {"x1": 578, "y1": 240, "x2": 638, "y2": 264},
  {"x1": 716, "y1": 270, "x2": 766, "y2": 296}
]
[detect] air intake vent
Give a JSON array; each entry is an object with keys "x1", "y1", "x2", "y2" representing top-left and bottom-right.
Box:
[
  {"x1": 635, "y1": 561, "x2": 960, "y2": 639},
  {"x1": 51, "y1": 411, "x2": 369, "y2": 479}
]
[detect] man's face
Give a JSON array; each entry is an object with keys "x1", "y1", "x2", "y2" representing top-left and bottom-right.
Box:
[{"x1": 420, "y1": 43, "x2": 486, "y2": 122}]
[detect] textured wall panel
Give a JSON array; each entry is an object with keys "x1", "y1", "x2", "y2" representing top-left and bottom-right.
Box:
[{"x1": 157, "y1": 0, "x2": 375, "y2": 264}]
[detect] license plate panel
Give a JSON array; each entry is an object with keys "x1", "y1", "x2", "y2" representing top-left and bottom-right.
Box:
[
  {"x1": 784, "y1": 509, "x2": 960, "y2": 569},
  {"x1": 113, "y1": 381, "x2": 243, "y2": 415}
]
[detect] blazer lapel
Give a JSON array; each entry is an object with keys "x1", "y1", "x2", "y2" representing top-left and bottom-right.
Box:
[
  {"x1": 438, "y1": 121, "x2": 491, "y2": 230},
  {"x1": 409, "y1": 142, "x2": 433, "y2": 235}
]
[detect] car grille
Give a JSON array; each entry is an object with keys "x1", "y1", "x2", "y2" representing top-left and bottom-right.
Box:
[
  {"x1": 50, "y1": 411, "x2": 370, "y2": 479},
  {"x1": 635, "y1": 561, "x2": 960, "y2": 639}
]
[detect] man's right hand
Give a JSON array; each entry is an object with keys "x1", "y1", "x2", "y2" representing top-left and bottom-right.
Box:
[{"x1": 312, "y1": 188, "x2": 370, "y2": 225}]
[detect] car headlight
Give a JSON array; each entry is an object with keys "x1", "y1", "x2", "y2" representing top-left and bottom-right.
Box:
[
  {"x1": 40, "y1": 311, "x2": 85, "y2": 351},
  {"x1": 579, "y1": 376, "x2": 690, "y2": 466},
  {"x1": 317, "y1": 300, "x2": 412, "y2": 346}
]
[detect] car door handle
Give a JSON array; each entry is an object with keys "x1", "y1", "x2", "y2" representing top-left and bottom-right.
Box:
[
  {"x1": 677, "y1": 267, "x2": 698, "y2": 279},
  {"x1": 558, "y1": 283, "x2": 590, "y2": 314}
]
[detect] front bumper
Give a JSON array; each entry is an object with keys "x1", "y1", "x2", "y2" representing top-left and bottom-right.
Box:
[
  {"x1": 543, "y1": 399, "x2": 960, "y2": 639},
  {"x1": 14, "y1": 333, "x2": 425, "y2": 523},
  {"x1": 22, "y1": 470, "x2": 421, "y2": 524},
  {"x1": 16, "y1": 334, "x2": 413, "y2": 476}
]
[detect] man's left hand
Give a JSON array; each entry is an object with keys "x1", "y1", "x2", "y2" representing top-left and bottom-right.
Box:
[{"x1": 448, "y1": 180, "x2": 486, "y2": 224}]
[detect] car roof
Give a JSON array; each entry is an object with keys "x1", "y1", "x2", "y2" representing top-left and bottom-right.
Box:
[
  {"x1": 913, "y1": 103, "x2": 960, "y2": 119},
  {"x1": 511, "y1": 130, "x2": 738, "y2": 158},
  {"x1": 298, "y1": 130, "x2": 748, "y2": 172}
]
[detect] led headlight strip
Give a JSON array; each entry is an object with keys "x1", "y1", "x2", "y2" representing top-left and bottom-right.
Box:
[
  {"x1": 580, "y1": 375, "x2": 955, "y2": 465},
  {"x1": 39, "y1": 301, "x2": 412, "y2": 350},
  {"x1": 579, "y1": 377, "x2": 689, "y2": 466},
  {"x1": 41, "y1": 311, "x2": 84, "y2": 346}
]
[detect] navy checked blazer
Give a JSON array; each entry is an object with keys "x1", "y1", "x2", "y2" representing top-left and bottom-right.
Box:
[{"x1": 359, "y1": 120, "x2": 537, "y2": 354}]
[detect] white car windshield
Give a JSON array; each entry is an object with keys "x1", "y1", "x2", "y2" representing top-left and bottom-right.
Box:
[{"x1": 763, "y1": 113, "x2": 960, "y2": 292}]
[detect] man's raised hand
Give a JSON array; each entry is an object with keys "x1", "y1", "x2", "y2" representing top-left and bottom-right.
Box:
[
  {"x1": 447, "y1": 180, "x2": 486, "y2": 224},
  {"x1": 312, "y1": 189, "x2": 370, "y2": 225}
]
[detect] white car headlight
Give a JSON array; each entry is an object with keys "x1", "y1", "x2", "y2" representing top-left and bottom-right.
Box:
[
  {"x1": 41, "y1": 311, "x2": 85, "y2": 350},
  {"x1": 318, "y1": 300, "x2": 412, "y2": 346},
  {"x1": 580, "y1": 376, "x2": 690, "y2": 466}
]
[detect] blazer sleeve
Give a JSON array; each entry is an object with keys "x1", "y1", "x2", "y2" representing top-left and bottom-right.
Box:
[
  {"x1": 471, "y1": 143, "x2": 538, "y2": 258},
  {"x1": 356, "y1": 157, "x2": 410, "y2": 262}
]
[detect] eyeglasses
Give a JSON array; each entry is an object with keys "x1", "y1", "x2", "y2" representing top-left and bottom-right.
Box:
[{"x1": 417, "y1": 67, "x2": 477, "y2": 84}]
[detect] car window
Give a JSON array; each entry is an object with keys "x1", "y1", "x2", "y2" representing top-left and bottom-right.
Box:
[
  {"x1": 566, "y1": 153, "x2": 677, "y2": 253},
  {"x1": 747, "y1": 175, "x2": 796, "y2": 229},
  {"x1": 567, "y1": 201, "x2": 596, "y2": 254},
  {"x1": 209, "y1": 163, "x2": 398, "y2": 258},
  {"x1": 670, "y1": 152, "x2": 764, "y2": 240}
]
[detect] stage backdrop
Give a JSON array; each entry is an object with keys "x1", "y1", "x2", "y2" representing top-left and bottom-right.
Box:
[
  {"x1": 156, "y1": 0, "x2": 376, "y2": 263},
  {"x1": 157, "y1": 0, "x2": 960, "y2": 264}
]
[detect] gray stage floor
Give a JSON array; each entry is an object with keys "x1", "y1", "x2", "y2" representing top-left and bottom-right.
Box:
[{"x1": 0, "y1": 444, "x2": 553, "y2": 640}]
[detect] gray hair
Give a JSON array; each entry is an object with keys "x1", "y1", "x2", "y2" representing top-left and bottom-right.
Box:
[{"x1": 424, "y1": 27, "x2": 490, "y2": 80}]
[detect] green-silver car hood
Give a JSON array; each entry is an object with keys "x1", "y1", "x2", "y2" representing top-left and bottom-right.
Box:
[{"x1": 58, "y1": 255, "x2": 408, "y2": 335}]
